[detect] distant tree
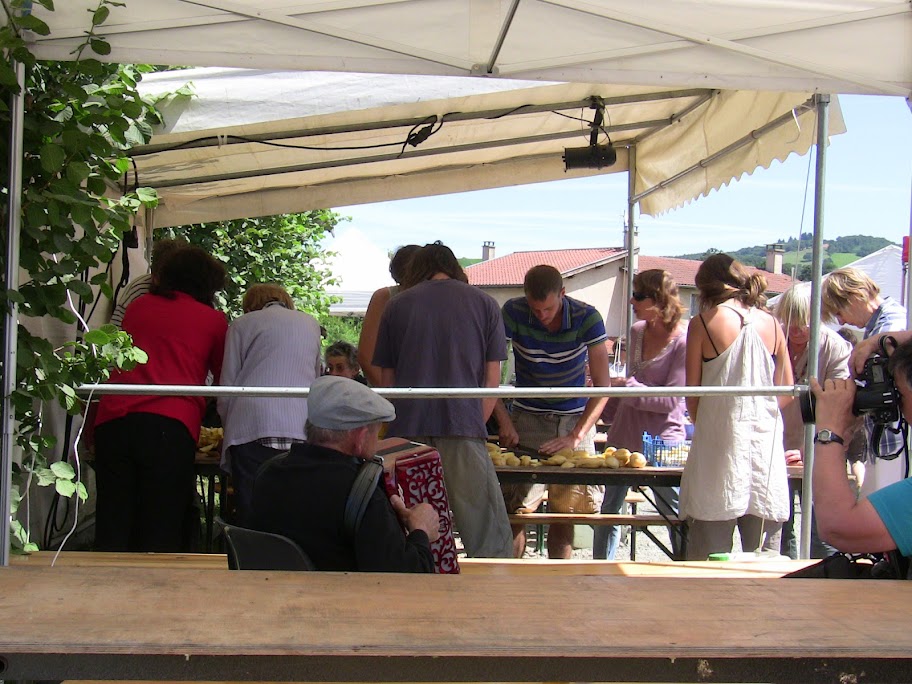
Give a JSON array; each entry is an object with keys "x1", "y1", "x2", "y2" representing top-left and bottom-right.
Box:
[
  {"x1": 157, "y1": 212, "x2": 345, "y2": 321},
  {"x1": 322, "y1": 315, "x2": 362, "y2": 351},
  {"x1": 797, "y1": 257, "x2": 836, "y2": 281},
  {"x1": 830, "y1": 235, "x2": 894, "y2": 258}
]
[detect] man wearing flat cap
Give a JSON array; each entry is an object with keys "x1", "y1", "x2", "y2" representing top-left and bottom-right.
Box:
[{"x1": 250, "y1": 375, "x2": 440, "y2": 572}]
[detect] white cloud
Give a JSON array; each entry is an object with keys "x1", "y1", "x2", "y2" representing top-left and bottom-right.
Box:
[{"x1": 325, "y1": 227, "x2": 395, "y2": 291}]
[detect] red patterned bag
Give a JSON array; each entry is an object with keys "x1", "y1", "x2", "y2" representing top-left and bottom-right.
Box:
[{"x1": 376, "y1": 438, "x2": 460, "y2": 574}]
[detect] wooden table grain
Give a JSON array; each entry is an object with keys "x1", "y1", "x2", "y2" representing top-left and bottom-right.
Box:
[{"x1": 0, "y1": 564, "x2": 908, "y2": 683}]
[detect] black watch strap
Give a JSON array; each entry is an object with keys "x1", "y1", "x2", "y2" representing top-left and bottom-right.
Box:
[{"x1": 814, "y1": 429, "x2": 845, "y2": 446}]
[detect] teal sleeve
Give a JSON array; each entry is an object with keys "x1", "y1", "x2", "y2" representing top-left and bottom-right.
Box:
[{"x1": 868, "y1": 478, "x2": 912, "y2": 557}]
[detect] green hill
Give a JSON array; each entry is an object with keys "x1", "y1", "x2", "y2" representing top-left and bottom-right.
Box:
[{"x1": 673, "y1": 234, "x2": 895, "y2": 280}]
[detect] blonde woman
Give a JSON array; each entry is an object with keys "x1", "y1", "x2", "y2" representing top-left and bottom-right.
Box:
[
  {"x1": 822, "y1": 267, "x2": 908, "y2": 496},
  {"x1": 774, "y1": 283, "x2": 852, "y2": 559},
  {"x1": 681, "y1": 254, "x2": 793, "y2": 560}
]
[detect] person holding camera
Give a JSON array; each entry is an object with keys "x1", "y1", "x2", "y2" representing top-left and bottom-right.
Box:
[
  {"x1": 822, "y1": 267, "x2": 908, "y2": 494},
  {"x1": 810, "y1": 339, "x2": 912, "y2": 561}
]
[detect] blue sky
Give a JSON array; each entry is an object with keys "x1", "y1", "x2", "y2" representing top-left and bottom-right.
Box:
[{"x1": 330, "y1": 94, "x2": 910, "y2": 263}]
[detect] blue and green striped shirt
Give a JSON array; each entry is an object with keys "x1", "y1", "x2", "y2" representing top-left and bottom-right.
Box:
[{"x1": 503, "y1": 296, "x2": 607, "y2": 414}]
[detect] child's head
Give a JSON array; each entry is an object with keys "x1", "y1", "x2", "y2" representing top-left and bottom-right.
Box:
[{"x1": 325, "y1": 340, "x2": 360, "y2": 379}]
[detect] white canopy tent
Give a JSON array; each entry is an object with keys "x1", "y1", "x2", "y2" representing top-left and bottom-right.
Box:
[
  {"x1": 848, "y1": 245, "x2": 907, "y2": 306},
  {"x1": 131, "y1": 67, "x2": 844, "y2": 227},
  {"x1": 2, "y1": 0, "x2": 910, "y2": 561},
  {"x1": 28, "y1": 0, "x2": 912, "y2": 97}
]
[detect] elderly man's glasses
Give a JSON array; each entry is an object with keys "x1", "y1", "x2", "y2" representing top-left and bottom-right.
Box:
[{"x1": 631, "y1": 291, "x2": 651, "y2": 301}]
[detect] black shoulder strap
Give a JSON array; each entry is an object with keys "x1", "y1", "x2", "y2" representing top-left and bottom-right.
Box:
[
  {"x1": 343, "y1": 456, "x2": 385, "y2": 539},
  {"x1": 698, "y1": 313, "x2": 720, "y2": 357}
]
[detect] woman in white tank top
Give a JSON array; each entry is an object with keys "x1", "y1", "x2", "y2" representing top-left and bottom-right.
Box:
[{"x1": 681, "y1": 254, "x2": 793, "y2": 560}]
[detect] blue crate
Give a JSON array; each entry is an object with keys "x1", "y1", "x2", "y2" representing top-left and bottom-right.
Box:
[{"x1": 642, "y1": 432, "x2": 690, "y2": 467}]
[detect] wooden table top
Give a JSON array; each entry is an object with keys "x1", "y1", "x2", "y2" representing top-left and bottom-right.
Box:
[{"x1": 1, "y1": 564, "x2": 909, "y2": 683}]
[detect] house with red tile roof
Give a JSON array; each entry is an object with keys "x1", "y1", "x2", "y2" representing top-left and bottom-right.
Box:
[
  {"x1": 466, "y1": 248, "x2": 630, "y2": 336},
  {"x1": 466, "y1": 247, "x2": 799, "y2": 338}
]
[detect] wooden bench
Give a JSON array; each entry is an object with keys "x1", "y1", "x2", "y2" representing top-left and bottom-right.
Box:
[
  {"x1": 508, "y1": 513, "x2": 682, "y2": 526},
  {"x1": 510, "y1": 488, "x2": 683, "y2": 560}
]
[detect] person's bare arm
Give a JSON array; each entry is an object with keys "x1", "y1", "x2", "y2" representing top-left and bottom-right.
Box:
[
  {"x1": 358, "y1": 287, "x2": 392, "y2": 386},
  {"x1": 771, "y1": 317, "x2": 795, "y2": 409},
  {"x1": 482, "y1": 361, "x2": 501, "y2": 423},
  {"x1": 684, "y1": 316, "x2": 705, "y2": 421},
  {"x1": 492, "y1": 400, "x2": 519, "y2": 447},
  {"x1": 538, "y1": 342, "x2": 610, "y2": 454},
  {"x1": 380, "y1": 367, "x2": 396, "y2": 388},
  {"x1": 810, "y1": 378, "x2": 897, "y2": 552}
]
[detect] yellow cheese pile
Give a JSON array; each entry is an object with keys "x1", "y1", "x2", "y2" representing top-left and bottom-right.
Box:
[
  {"x1": 197, "y1": 426, "x2": 223, "y2": 452},
  {"x1": 486, "y1": 443, "x2": 647, "y2": 468}
]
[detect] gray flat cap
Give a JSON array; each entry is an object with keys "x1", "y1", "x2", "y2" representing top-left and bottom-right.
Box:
[{"x1": 307, "y1": 375, "x2": 395, "y2": 430}]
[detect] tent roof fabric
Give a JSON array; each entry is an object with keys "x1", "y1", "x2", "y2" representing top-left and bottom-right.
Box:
[
  {"x1": 30, "y1": 1, "x2": 911, "y2": 97},
  {"x1": 125, "y1": 68, "x2": 845, "y2": 227},
  {"x1": 846, "y1": 244, "x2": 905, "y2": 303}
]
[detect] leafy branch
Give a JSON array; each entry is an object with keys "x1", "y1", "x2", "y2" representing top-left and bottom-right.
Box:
[{"x1": 1, "y1": 0, "x2": 160, "y2": 551}]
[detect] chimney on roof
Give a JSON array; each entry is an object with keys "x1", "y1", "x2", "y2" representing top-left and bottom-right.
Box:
[
  {"x1": 482, "y1": 241, "x2": 495, "y2": 261},
  {"x1": 766, "y1": 243, "x2": 784, "y2": 275}
]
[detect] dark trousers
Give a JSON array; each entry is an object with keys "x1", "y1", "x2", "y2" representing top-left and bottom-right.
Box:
[
  {"x1": 93, "y1": 413, "x2": 197, "y2": 552},
  {"x1": 227, "y1": 441, "x2": 288, "y2": 527},
  {"x1": 780, "y1": 479, "x2": 836, "y2": 559}
]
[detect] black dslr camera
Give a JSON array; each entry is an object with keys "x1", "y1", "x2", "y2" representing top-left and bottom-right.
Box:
[{"x1": 799, "y1": 335, "x2": 902, "y2": 459}]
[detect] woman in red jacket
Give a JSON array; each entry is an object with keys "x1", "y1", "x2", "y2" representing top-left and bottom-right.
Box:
[{"x1": 93, "y1": 246, "x2": 228, "y2": 552}]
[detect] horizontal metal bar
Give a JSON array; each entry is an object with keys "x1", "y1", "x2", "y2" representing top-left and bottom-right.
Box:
[
  {"x1": 138, "y1": 118, "x2": 665, "y2": 189},
  {"x1": 78, "y1": 384, "x2": 803, "y2": 399}
]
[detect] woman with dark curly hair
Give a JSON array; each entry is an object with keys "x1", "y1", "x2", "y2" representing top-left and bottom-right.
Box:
[
  {"x1": 680, "y1": 253, "x2": 792, "y2": 560},
  {"x1": 93, "y1": 246, "x2": 228, "y2": 552},
  {"x1": 594, "y1": 269, "x2": 688, "y2": 559}
]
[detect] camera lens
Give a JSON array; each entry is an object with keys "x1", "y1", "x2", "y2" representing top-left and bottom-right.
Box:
[{"x1": 799, "y1": 389, "x2": 816, "y2": 424}]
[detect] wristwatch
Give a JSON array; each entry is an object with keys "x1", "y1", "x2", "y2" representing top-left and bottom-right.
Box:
[{"x1": 814, "y1": 429, "x2": 845, "y2": 446}]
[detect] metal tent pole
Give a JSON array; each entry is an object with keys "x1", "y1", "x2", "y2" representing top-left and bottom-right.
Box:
[
  {"x1": 800, "y1": 94, "x2": 830, "y2": 560},
  {"x1": 625, "y1": 144, "x2": 638, "y2": 341},
  {"x1": 1, "y1": 60, "x2": 25, "y2": 566}
]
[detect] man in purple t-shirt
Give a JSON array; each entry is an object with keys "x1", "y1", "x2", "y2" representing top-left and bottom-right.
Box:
[{"x1": 373, "y1": 242, "x2": 513, "y2": 558}]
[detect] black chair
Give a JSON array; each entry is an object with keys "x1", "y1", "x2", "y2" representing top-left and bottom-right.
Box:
[{"x1": 216, "y1": 517, "x2": 316, "y2": 571}]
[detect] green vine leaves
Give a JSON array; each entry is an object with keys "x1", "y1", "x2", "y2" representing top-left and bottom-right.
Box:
[{"x1": 2, "y1": 0, "x2": 161, "y2": 551}]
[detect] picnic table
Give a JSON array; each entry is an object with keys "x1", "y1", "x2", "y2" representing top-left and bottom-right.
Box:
[{"x1": 1, "y1": 563, "x2": 908, "y2": 683}]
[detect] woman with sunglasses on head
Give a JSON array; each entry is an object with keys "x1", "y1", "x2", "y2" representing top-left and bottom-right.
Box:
[
  {"x1": 680, "y1": 253, "x2": 793, "y2": 561},
  {"x1": 593, "y1": 270, "x2": 688, "y2": 559}
]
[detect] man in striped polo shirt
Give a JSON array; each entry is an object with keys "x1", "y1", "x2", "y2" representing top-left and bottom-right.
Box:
[{"x1": 495, "y1": 264, "x2": 611, "y2": 558}]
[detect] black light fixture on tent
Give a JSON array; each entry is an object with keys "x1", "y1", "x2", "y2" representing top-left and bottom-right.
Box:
[{"x1": 563, "y1": 97, "x2": 617, "y2": 171}]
